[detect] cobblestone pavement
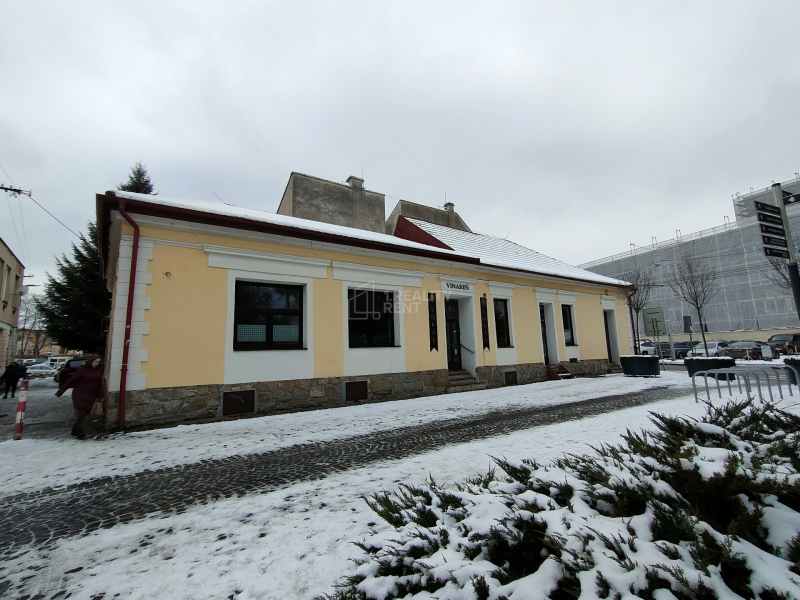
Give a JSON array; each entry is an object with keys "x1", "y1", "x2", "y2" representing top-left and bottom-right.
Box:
[{"x1": 0, "y1": 385, "x2": 688, "y2": 595}]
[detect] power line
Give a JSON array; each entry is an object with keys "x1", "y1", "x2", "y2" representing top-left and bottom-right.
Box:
[
  {"x1": 27, "y1": 193, "x2": 80, "y2": 238},
  {"x1": 0, "y1": 185, "x2": 80, "y2": 239},
  {"x1": 0, "y1": 161, "x2": 14, "y2": 186}
]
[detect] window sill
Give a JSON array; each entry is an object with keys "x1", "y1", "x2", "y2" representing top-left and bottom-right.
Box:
[
  {"x1": 349, "y1": 345, "x2": 402, "y2": 350},
  {"x1": 565, "y1": 344, "x2": 578, "y2": 347},
  {"x1": 233, "y1": 347, "x2": 308, "y2": 352},
  {"x1": 497, "y1": 345, "x2": 514, "y2": 349}
]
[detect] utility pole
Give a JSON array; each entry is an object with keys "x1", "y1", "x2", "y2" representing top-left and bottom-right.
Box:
[
  {"x1": 755, "y1": 183, "x2": 800, "y2": 320},
  {"x1": 0, "y1": 185, "x2": 32, "y2": 198},
  {"x1": 774, "y1": 183, "x2": 800, "y2": 319}
]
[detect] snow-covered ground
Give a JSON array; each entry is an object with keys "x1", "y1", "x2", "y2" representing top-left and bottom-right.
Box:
[
  {"x1": 6, "y1": 372, "x2": 779, "y2": 600},
  {"x1": 1, "y1": 373, "x2": 684, "y2": 497}
]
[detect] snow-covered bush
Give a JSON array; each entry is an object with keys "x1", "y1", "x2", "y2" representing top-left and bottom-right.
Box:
[{"x1": 326, "y1": 398, "x2": 800, "y2": 599}]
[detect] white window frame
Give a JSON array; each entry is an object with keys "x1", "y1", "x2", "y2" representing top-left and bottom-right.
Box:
[
  {"x1": 342, "y1": 281, "x2": 406, "y2": 377},
  {"x1": 490, "y1": 283, "x2": 517, "y2": 366},
  {"x1": 224, "y1": 269, "x2": 315, "y2": 384},
  {"x1": 346, "y1": 285, "x2": 401, "y2": 349},
  {"x1": 558, "y1": 292, "x2": 580, "y2": 361}
]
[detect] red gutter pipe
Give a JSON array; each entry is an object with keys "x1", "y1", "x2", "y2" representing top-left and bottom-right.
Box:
[{"x1": 117, "y1": 202, "x2": 139, "y2": 430}]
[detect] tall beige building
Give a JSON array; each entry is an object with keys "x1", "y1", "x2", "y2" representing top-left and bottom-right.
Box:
[{"x1": 0, "y1": 237, "x2": 25, "y2": 365}]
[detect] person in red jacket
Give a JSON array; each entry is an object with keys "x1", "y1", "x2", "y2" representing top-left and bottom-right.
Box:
[{"x1": 56, "y1": 354, "x2": 104, "y2": 440}]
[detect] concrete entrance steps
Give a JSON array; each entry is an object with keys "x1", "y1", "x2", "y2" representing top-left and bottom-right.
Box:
[
  {"x1": 447, "y1": 370, "x2": 487, "y2": 393},
  {"x1": 607, "y1": 362, "x2": 623, "y2": 374},
  {"x1": 546, "y1": 365, "x2": 575, "y2": 380}
]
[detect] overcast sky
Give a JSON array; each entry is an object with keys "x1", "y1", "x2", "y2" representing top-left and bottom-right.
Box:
[{"x1": 2, "y1": 1, "x2": 800, "y2": 286}]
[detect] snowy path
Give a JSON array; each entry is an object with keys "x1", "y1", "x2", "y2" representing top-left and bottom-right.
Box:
[
  {"x1": 0, "y1": 374, "x2": 710, "y2": 599},
  {"x1": 1, "y1": 385, "x2": 685, "y2": 554},
  {"x1": 0, "y1": 373, "x2": 685, "y2": 497}
]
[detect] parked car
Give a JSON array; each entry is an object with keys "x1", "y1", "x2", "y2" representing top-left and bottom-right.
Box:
[
  {"x1": 55, "y1": 358, "x2": 88, "y2": 385},
  {"x1": 725, "y1": 341, "x2": 779, "y2": 360},
  {"x1": 767, "y1": 333, "x2": 800, "y2": 355},
  {"x1": 690, "y1": 341, "x2": 729, "y2": 357},
  {"x1": 655, "y1": 342, "x2": 693, "y2": 359},
  {"x1": 26, "y1": 364, "x2": 57, "y2": 379},
  {"x1": 47, "y1": 356, "x2": 71, "y2": 370},
  {"x1": 639, "y1": 341, "x2": 657, "y2": 355}
]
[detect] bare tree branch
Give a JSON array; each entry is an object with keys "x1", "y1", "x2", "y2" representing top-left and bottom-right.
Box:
[
  {"x1": 665, "y1": 256, "x2": 717, "y2": 355},
  {"x1": 621, "y1": 269, "x2": 654, "y2": 352},
  {"x1": 763, "y1": 257, "x2": 793, "y2": 293},
  {"x1": 17, "y1": 294, "x2": 44, "y2": 357}
]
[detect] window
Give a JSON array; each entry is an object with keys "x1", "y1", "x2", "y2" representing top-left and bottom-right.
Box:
[
  {"x1": 348, "y1": 289, "x2": 395, "y2": 348},
  {"x1": 493, "y1": 298, "x2": 511, "y2": 348},
  {"x1": 562, "y1": 304, "x2": 576, "y2": 346},
  {"x1": 234, "y1": 281, "x2": 303, "y2": 350},
  {"x1": 0, "y1": 263, "x2": 8, "y2": 307}
]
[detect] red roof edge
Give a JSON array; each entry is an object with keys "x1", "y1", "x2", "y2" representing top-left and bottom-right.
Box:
[
  {"x1": 96, "y1": 193, "x2": 628, "y2": 290},
  {"x1": 96, "y1": 192, "x2": 478, "y2": 267},
  {"x1": 393, "y1": 216, "x2": 454, "y2": 251}
]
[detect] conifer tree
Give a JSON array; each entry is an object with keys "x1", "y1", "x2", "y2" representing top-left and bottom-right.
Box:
[
  {"x1": 117, "y1": 161, "x2": 156, "y2": 194},
  {"x1": 38, "y1": 222, "x2": 110, "y2": 353}
]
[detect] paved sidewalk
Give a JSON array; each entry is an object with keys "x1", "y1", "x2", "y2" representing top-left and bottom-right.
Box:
[
  {"x1": 0, "y1": 378, "x2": 75, "y2": 441},
  {"x1": 0, "y1": 384, "x2": 687, "y2": 579}
]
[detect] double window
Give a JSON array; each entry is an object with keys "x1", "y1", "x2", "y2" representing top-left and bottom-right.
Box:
[
  {"x1": 233, "y1": 281, "x2": 303, "y2": 350},
  {"x1": 348, "y1": 289, "x2": 395, "y2": 348},
  {"x1": 493, "y1": 298, "x2": 512, "y2": 348},
  {"x1": 562, "y1": 304, "x2": 576, "y2": 346}
]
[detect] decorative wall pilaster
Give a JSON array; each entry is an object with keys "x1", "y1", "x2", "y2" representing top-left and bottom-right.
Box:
[{"x1": 108, "y1": 235, "x2": 153, "y2": 392}]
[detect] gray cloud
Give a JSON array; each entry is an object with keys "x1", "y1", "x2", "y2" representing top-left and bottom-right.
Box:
[{"x1": 2, "y1": 1, "x2": 799, "y2": 282}]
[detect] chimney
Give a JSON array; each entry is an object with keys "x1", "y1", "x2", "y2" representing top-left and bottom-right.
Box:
[
  {"x1": 444, "y1": 202, "x2": 454, "y2": 213},
  {"x1": 346, "y1": 175, "x2": 364, "y2": 191}
]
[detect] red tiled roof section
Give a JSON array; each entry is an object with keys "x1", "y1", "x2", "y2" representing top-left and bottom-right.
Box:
[{"x1": 393, "y1": 216, "x2": 453, "y2": 251}]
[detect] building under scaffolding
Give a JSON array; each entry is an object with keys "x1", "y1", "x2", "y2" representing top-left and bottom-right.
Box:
[{"x1": 580, "y1": 176, "x2": 800, "y2": 335}]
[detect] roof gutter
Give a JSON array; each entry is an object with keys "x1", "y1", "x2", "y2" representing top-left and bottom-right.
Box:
[
  {"x1": 116, "y1": 201, "x2": 139, "y2": 430},
  {"x1": 97, "y1": 192, "x2": 628, "y2": 291},
  {"x1": 99, "y1": 192, "x2": 479, "y2": 267}
]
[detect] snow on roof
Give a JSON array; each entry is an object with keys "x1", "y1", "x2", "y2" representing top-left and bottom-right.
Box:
[
  {"x1": 111, "y1": 191, "x2": 462, "y2": 257},
  {"x1": 110, "y1": 191, "x2": 626, "y2": 287},
  {"x1": 407, "y1": 218, "x2": 629, "y2": 287}
]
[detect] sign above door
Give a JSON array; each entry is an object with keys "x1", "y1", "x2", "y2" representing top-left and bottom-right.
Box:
[{"x1": 441, "y1": 279, "x2": 473, "y2": 296}]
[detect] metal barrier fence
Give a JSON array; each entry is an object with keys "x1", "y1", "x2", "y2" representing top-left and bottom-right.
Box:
[{"x1": 692, "y1": 364, "x2": 800, "y2": 403}]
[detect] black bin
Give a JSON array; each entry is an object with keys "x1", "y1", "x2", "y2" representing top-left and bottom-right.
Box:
[
  {"x1": 620, "y1": 356, "x2": 660, "y2": 377},
  {"x1": 784, "y1": 358, "x2": 800, "y2": 385},
  {"x1": 684, "y1": 357, "x2": 736, "y2": 380}
]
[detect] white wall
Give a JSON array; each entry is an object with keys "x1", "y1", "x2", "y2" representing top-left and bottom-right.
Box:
[
  {"x1": 603, "y1": 297, "x2": 621, "y2": 363},
  {"x1": 108, "y1": 235, "x2": 152, "y2": 392},
  {"x1": 457, "y1": 296, "x2": 479, "y2": 374},
  {"x1": 490, "y1": 283, "x2": 517, "y2": 366},
  {"x1": 223, "y1": 270, "x2": 315, "y2": 384},
  {"x1": 341, "y1": 281, "x2": 406, "y2": 377}
]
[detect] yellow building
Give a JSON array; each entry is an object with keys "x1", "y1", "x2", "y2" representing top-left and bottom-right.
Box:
[
  {"x1": 96, "y1": 173, "x2": 632, "y2": 429},
  {"x1": 0, "y1": 237, "x2": 24, "y2": 366}
]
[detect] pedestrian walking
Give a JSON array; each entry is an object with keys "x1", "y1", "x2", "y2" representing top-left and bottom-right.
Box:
[
  {"x1": 1, "y1": 362, "x2": 23, "y2": 399},
  {"x1": 55, "y1": 354, "x2": 104, "y2": 440}
]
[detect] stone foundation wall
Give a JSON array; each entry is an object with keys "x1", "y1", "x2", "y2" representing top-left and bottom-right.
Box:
[
  {"x1": 476, "y1": 359, "x2": 610, "y2": 388},
  {"x1": 105, "y1": 369, "x2": 450, "y2": 430},
  {"x1": 103, "y1": 359, "x2": 610, "y2": 430}
]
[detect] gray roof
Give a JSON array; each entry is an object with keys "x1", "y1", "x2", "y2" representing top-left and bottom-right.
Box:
[{"x1": 407, "y1": 218, "x2": 628, "y2": 287}]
